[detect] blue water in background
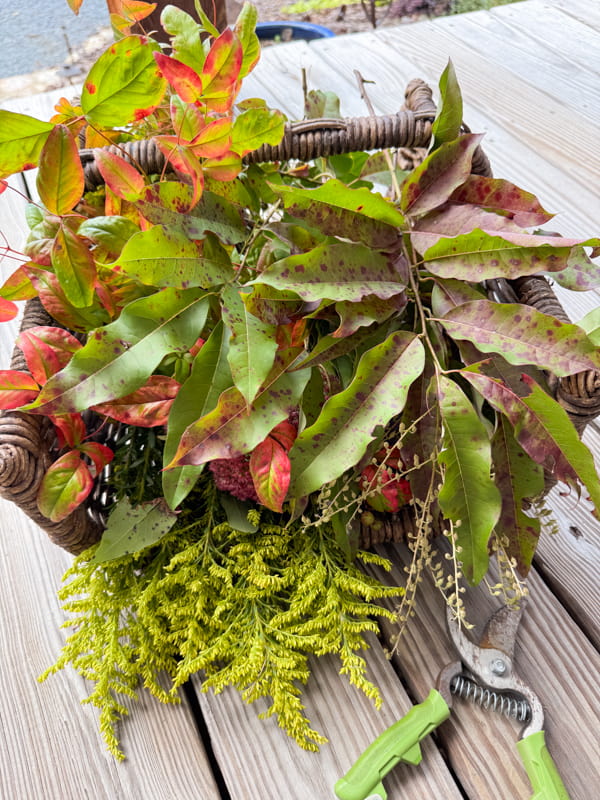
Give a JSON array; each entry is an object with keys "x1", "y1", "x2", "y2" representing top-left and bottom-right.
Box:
[{"x1": 0, "y1": 0, "x2": 108, "y2": 80}]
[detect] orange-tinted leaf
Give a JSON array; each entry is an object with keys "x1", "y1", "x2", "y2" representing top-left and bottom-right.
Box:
[
  {"x1": 50, "y1": 97, "x2": 85, "y2": 138},
  {"x1": 51, "y1": 224, "x2": 97, "y2": 307},
  {"x1": 0, "y1": 370, "x2": 39, "y2": 409},
  {"x1": 154, "y1": 52, "x2": 203, "y2": 103},
  {"x1": 37, "y1": 450, "x2": 94, "y2": 522},
  {"x1": 118, "y1": 0, "x2": 156, "y2": 22},
  {"x1": 78, "y1": 441, "x2": 114, "y2": 476},
  {"x1": 85, "y1": 126, "x2": 122, "y2": 148},
  {"x1": 66, "y1": 0, "x2": 83, "y2": 14},
  {"x1": 154, "y1": 137, "x2": 204, "y2": 207},
  {"x1": 250, "y1": 435, "x2": 291, "y2": 512},
  {"x1": 91, "y1": 374, "x2": 180, "y2": 427},
  {"x1": 95, "y1": 148, "x2": 145, "y2": 201},
  {"x1": 203, "y1": 151, "x2": 242, "y2": 182},
  {"x1": 0, "y1": 296, "x2": 18, "y2": 322},
  {"x1": 201, "y1": 28, "x2": 243, "y2": 102},
  {"x1": 1, "y1": 265, "x2": 36, "y2": 301},
  {"x1": 36, "y1": 124, "x2": 84, "y2": 216},
  {"x1": 17, "y1": 326, "x2": 82, "y2": 385},
  {"x1": 49, "y1": 413, "x2": 87, "y2": 449},
  {"x1": 190, "y1": 117, "x2": 232, "y2": 159}
]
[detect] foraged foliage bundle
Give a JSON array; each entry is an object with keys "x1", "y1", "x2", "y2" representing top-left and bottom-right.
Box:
[{"x1": 1, "y1": 0, "x2": 600, "y2": 758}]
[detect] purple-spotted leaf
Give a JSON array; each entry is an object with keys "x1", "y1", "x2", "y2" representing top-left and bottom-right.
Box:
[
  {"x1": 400, "y1": 133, "x2": 484, "y2": 218},
  {"x1": 438, "y1": 300, "x2": 600, "y2": 376},
  {"x1": 250, "y1": 435, "x2": 291, "y2": 513},
  {"x1": 544, "y1": 246, "x2": 600, "y2": 291},
  {"x1": 291, "y1": 325, "x2": 379, "y2": 372},
  {"x1": 24, "y1": 265, "x2": 109, "y2": 332},
  {"x1": 462, "y1": 368, "x2": 600, "y2": 513},
  {"x1": 253, "y1": 242, "x2": 406, "y2": 303},
  {"x1": 81, "y1": 36, "x2": 167, "y2": 127},
  {"x1": 448, "y1": 175, "x2": 554, "y2": 227},
  {"x1": 221, "y1": 285, "x2": 278, "y2": 406},
  {"x1": 95, "y1": 149, "x2": 145, "y2": 202},
  {"x1": 272, "y1": 179, "x2": 406, "y2": 248},
  {"x1": 37, "y1": 450, "x2": 94, "y2": 522},
  {"x1": 288, "y1": 331, "x2": 425, "y2": 499},
  {"x1": 435, "y1": 375, "x2": 501, "y2": 584},
  {"x1": 25, "y1": 288, "x2": 209, "y2": 415},
  {"x1": 0, "y1": 296, "x2": 18, "y2": 322},
  {"x1": 154, "y1": 52, "x2": 203, "y2": 103},
  {"x1": 92, "y1": 374, "x2": 180, "y2": 427},
  {"x1": 333, "y1": 293, "x2": 407, "y2": 337},
  {"x1": 89, "y1": 496, "x2": 177, "y2": 564},
  {"x1": 112, "y1": 225, "x2": 233, "y2": 287},
  {"x1": 16, "y1": 326, "x2": 82, "y2": 385},
  {"x1": 0, "y1": 110, "x2": 53, "y2": 178},
  {"x1": 36, "y1": 125, "x2": 84, "y2": 215},
  {"x1": 411, "y1": 203, "x2": 525, "y2": 254},
  {"x1": 491, "y1": 416, "x2": 544, "y2": 576},
  {"x1": 431, "y1": 278, "x2": 486, "y2": 317},
  {"x1": 244, "y1": 284, "x2": 306, "y2": 326},
  {"x1": 172, "y1": 351, "x2": 310, "y2": 467},
  {"x1": 423, "y1": 228, "x2": 598, "y2": 282},
  {"x1": 170, "y1": 96, "x2": 205, "y2": 142},
  {"x1": 51, "y1": 224, "x2": 97, "y2": 307},
  {"x1": 230, "y1": 107, "x2": 286, "y2": 156},
  {"x1": 0, "y1": 370, "x2": 39, "y2": 409}
]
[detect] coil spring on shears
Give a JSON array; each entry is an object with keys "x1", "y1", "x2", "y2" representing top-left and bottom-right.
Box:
[{"x1": 450, "y1": 674, "x2": 531, "y2": 722}]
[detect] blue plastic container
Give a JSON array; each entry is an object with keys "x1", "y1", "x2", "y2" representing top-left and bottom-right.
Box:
[{"x1": 255, "y1": 21, "x2": 336, "y2": 42}]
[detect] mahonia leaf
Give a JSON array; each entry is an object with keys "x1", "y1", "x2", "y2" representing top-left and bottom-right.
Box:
[
  {"x1": 491, "y1": 416, "x2": 544, "y2": 576},
  {"x1": 172, "y1": 352, "x2": 310, "y2": 467},
  {"x1": 288, "y1": 331, "x2": 425, "y2": 499},
  {"x1": 439, "y1": 300, "x2": 600, "y2": 377},
  {"x1": 94, "y1": 149, "x2": 145, "y2": 202},
  {"x1": 462, "y1": 368, "x2": 600, "y2": 514},
  {"x1": 0, "y1": 370, "x2": 39, "y2": 409},
  {"x1": 436, "y1": 375, "x2": 501, "y2": 584},
  {"x1": 90, "y1": 497, "x2": 178, "y2": 564},
  {"x1": 253, "y1": 242, "x2": 406, "y2": 303},
  {"x1": 431, "y1": 60, "x2": 463, "y2": 150},
  {"x1": 92, "y1": 374, "x2": 180, "y2": 427},
  {"x1": 51, "y1": 224, "x2": 97, "y2": 308},
  {"x1": 221, "y1": 285, "x2": 278, "y2": 407},
  {"x1": 81, "y1": 36, "x2": 167, "y2": 127},
  {"x1": 36, "y1": 124, "x2": 84, "y2": 216},
  {"x1": 16, "y1": 326, "x2": 82, "y2": 385},
  {"x1": 448, "y1": 175, "x2": 553, "y2": 227},
  {"x1": 26, "y1": 288, "x2": 209, "y2": 414},
  {"x1": 163, "y1": 322, "x2": 233, "y2": 508},
  {"x1": 37, "y1": 450, "x2": 94, "y2": 522},
  {"x1": 400, "y1": 133, "x2": 484, "y2": 218},
  {"x1": 272, "y1": 179, "x2": 406, "y2": 248},
  {"x1": 0, "y1": 110, "x2": 53, "y2": 178}
]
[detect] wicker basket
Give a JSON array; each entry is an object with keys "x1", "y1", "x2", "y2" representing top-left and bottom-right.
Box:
[{"x1": 2, "y1": 79, "x2": 600, "y2": 554}]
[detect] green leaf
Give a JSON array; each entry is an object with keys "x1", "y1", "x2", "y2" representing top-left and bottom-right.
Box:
[
  {"x1": 0, "y1": 110, "x2": 53, "y2": 178},
  {"x1": 231, "y1": 107, "x2": 286, "y2": 156},
  {"x1": 462, "y1": 368, "x2": 600, "y2": 514},
  {"x1": 448, "y1": 175, "x2": 553, "y2": 227},
  {"x1": 81, "y1": 35, "x2": 167, "y2": 127},
  {"x1": 51, "y1": 224, "x2": 96, "y2": 308},
  {"x1": 577, "y1": 307, "x2": 600, "y2": 344},
  {"x1": 37, "y1": 451, "x2": 93, "y2": 523},
  {"x1": 436, "y1": 375, "x2": 501, "y2": 585},
  {"x1": 233, "y1": 1, "x2": 261, "y2": 78},
  {"x1": 89, "y1": 497, "x2": 177, "y2": 564},
  {"x1": 172, "y1": 352, "x2": 310, "y2": 467},
  {"x1": 288, "y1": 331, "x2": 425, "y2": 499},
  {"x1": 221, "y1": 286, "x2": 278, "y2": 406},
  {"x1": 272, "y1": 179, "x2": 406, "y2": 248},
  {"x1": 163, "y1": 321, "x2": 233, "y2": 509},
  {"x1": 138, "y1": 186, "x2": 247, "y2": 245},
  {"x1": 27, "y1": 288, "x2": 209, "y2": 414},
  {"x1": 304, "y1": 89, "x2": 341, "y2": 119},
  {"x1": 218, "y1": 491, "x2": 259, "y2": 533},
  {"x1": 431, "y1": 60, "x2": 463, "y2": 150},
  {"x1": 491, "y1": 416, "x2": 544, "y2": 576},
  {"x1": 78, "y1": 215, "x2": 140, "y2": 254},
  {"x1": 162, "y1": 5, "x2": 207, "y2": 69},
  {"x1": 253, "y1": 242, "x2": 406, "y2": 303},
  {"x1": 438, "y1": 300, "x2": 600, "y2": 377},
  {"x1": 36, "y1": 124, "x2": 84, "y2": 215},
  {"x1": 112, "y1": 225, "x2": 234, "y2": 288},
  {"x1": 400, "y1": 133, "x2": 483, "y2": 218}
]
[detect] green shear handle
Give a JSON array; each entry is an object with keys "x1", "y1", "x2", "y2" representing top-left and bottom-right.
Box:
[{"x1": 517, "y1": 730, "x2": 571, "y2": 800}]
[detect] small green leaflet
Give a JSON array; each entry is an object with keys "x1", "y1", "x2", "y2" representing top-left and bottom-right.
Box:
[
  {"x1": 89, "y1": 497, "x2": 178, "y2": 564},
  {"x1": 0, "y1": 110, "x2": 53, "y2": 178},
  {"x1": 288, "y1": 331, "x2": 425, "y2": 499},
  {"x1": 435, "y1": 375, "x2": 501, "y2": 585},
  {"x1": 431, "y1": 60, "x2": 463, "y2": 151},
  {"x1": 161, "y1": 5, "x2": 208, "y2": 69},
  {"x1": 78, "y1": 215, "x2": 140, "y2": 255}
]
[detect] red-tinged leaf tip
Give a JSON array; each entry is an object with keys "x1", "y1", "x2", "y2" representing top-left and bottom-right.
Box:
[
  {"x1": 0, "y1": 369, "x2": 40, "y2": 409},
  {"x1": 49, "y1": 413, "x2": 87, "y2": 449},
  {"x1": 37, "y1": 450, "x2": 94, "y2": 522},
  {"x1": 250, "y1": 436, "x2": 291, "y2": 513},
  {"x1": 95, "y1": 148, "x2": 145, "y2": 202},
  {"x1": 154, "y1": 52, "x2": 203, "y2": 103},
  {"x1": 0, "y1": 296, "x2": 18, "y2": 322}
]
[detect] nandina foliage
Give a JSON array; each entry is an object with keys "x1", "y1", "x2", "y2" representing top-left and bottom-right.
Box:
[{"x1": 0, "y1": 7, "x2": 599, "y2": 588}]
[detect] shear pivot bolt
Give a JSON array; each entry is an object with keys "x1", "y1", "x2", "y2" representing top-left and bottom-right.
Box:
[{"x1": 490, "y1": 658, "x2": 507, "y2": 675}]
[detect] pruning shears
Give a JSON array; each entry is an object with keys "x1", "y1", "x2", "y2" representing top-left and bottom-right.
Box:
[{"x1": 334, "y1": 602, "x2": 570, "y2": 800}]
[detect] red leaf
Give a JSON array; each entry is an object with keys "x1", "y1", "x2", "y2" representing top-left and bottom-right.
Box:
[
  {"x1": 268, "y1": 419, "x2": 297, "y2": 451},
  {"x1": 95, "y1": 149, "x2": 145, "y2": 201},
  {"x1": 16, "y1": 326, "x2": 82, "y2": 385},
  {"x1": 78, "y1": 441, "x2": 114, "y2": 476},
  {"x1": 91, "y1": 374, "x2": 181, "y2": 427},
  {"x1": 36, "y1": 124, "x2": 84, "y2": 216},
  {"x1": 190, "y1": 118, "x2": 232, "y2": 159},
  {"x1": 154, "y1": 53, "x2": 203, "y2": 103},
  {"x1": 49, "y1": 413, "x2": 87, "y2": 448},
  {"x1": 154, "y1": 137, "x2": 204, "y2": 207},
  {"x1": 448, "y1": 175, "x2": 554, "y2": 228},
  {"x1": 0, "y1": 296, "x2": 18, "y2": 322},
  {"x1": 37, "y1": 450, "x2": 94, "y2": 522},
  {"x1": 0, "y1": 180, "x2": 8, "y2": 195},
  {"x1": 0, "y1": 370, "x2": 39, "y2": 409},
  {"x1": 250, "y1": 435, "x2": 291, "y2": 513}
]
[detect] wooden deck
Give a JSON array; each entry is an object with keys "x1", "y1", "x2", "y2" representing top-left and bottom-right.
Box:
[{"x1": 1, "y1": 1, "x2": 598, "y2": 797}]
